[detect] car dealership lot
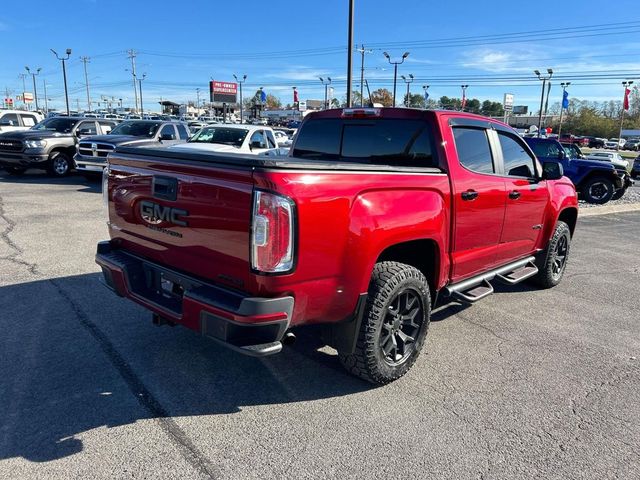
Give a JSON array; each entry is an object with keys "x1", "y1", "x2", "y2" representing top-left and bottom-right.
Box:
[{"x1": 1, "y1": 172, "x2": 639, "y2": 479}]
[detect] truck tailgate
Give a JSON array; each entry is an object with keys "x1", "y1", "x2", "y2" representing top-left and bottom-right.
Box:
[{"x1": 106, "y1": 151, "x2": 254, "y2": 289}]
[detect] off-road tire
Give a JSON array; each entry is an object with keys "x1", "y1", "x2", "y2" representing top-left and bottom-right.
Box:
[
  {"x1": 581, "y1": 176, "x2": 614, "y2": 204},
  {"x1": 532, "y1": 221, "x2": 571, "y2": 289},
  {"x1": 338, "y1": 262, "x2": 431, "y2": 385},
  {"x1": 47, "y1": 152, "x2": 72, "y2": 177}
]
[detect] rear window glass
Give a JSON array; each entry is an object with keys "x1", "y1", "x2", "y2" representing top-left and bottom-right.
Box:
[{"x1": 292, "y1": 119, "x2": 438, "y2": 168}]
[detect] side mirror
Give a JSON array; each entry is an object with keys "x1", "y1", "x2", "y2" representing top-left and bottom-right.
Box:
[
  {"x1": 159, "y1": 132, "x2": 175, "y2": 141},
  {"x1": 542, "y1": 161, "x2": 564, "y2": 180}
]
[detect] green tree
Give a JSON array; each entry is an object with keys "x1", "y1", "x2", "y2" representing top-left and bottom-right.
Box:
[
  {"x1": 370, "y1": 88, "x2": 393, "y2": 107},
  {"x1": 265, "y1": 94, "x2": 281, "y2": 110},
  {"x1": 403, "y1": 93, "x2": 426, "y2": 108}
]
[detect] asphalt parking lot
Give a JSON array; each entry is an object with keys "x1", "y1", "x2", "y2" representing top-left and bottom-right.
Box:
[{"x1": 1, "y1": 172, "x2": 639, "y2": 479}]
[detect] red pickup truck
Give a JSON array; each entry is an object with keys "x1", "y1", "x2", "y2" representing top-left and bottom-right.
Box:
[{"x1": 96, "y1": 108, "x2": 578, "y2": 384}]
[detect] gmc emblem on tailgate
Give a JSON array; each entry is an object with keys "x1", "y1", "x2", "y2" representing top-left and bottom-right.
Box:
[{"x1": 140, "y1": 200, "x2": 188, "y2": 227}]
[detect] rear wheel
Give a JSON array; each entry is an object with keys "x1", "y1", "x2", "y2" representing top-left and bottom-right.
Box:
[
  {"x1": 532, "y1": 221, "x2": 571, "y2": 289},
  {"x1": 581, "y1": 176, "x2": 614, "y2": 204},
  {"x1": 339, "y1": 262, "x2": 431, "y2": 385},
  {"x1": 47, "y1": 152, "x2": 72, "y2": 177}
]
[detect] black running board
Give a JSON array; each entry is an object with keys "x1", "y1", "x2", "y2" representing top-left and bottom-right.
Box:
[{"x1": 445, "y1": 256, "x2": 537, "y2": 303}]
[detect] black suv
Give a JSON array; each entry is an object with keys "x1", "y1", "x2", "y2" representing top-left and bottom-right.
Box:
[{"x1": 0, "y1": 117, "x2": 117, "y2": 176}]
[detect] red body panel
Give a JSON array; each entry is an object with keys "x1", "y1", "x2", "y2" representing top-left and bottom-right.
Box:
[{"x1": 103, "y1": 108, "x2": 578, "y2": 334}]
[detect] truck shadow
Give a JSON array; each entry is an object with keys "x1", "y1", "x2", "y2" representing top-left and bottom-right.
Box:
[
  {"x1": 0, "y1": 273, "x2": 371, "y2": 463},
  {"x1": 0, "y1": 171, "x2": 100, "y2": 193}
]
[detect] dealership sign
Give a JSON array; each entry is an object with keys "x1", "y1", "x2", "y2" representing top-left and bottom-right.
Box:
[
  {"x1": 209, "y1": 81, "x2": 238, "y2": 104},
  {"x1": 503, "y1": 93, "x2": 514, "y2": 112}
]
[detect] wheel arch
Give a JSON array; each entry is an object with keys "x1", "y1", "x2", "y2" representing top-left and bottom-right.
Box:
[{"x1": 557, "y1": 207, "x2": 578, "y2": 237}]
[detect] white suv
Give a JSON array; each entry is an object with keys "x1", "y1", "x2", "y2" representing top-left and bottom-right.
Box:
[{"x1": 0, "y1": 110, "x2": 44, "y2": 134}]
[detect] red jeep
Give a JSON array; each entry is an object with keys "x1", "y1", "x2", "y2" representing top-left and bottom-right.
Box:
[{"x1": 96, "y1": 108, "x2": 578, "y2": 384}]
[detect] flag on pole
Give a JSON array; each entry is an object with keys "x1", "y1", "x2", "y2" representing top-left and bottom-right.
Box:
[
  {"x1": 424, "y1": 90, "x2": 429, "y2": 103},
  {"x1": 562, "y1": 90, "x2": 569, "y2": 109},
  {"x1": 623, "y1": 87, "x2": 631, "y2": 111},
  {"x1": 293, "y1": 88, "x2": 299, "y2": 104},
  {"x1": 260, "y1": 89, "x2": 267, "y2": 103}
]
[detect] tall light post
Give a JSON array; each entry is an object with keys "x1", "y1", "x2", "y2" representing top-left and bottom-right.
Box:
[
  {"x1": 460, "y1": 85, "x2": 469, "y2": 111},
  {"x1": 319, "y1": 77, "x2": 332, "y2": 109},
  {"x1": 422, "y1": 85, "x2": 430, "y2": 109},
  {"x1": 42, "y1": 79, "x2": 50, "y2": 114},
  {"x1": 51, "y1": 48, "x2": 72, "y2": 116},
  {"x1": 619, "y1": 80, "x2": 634, "y2": 150},
  {"x1": 383, "y1": 51, "x2": 409, "y2": 107},
  {"x1": 558, "y1": 81, "x2": 571, "y2": 137},
  {"x1": 401, "y1": 74, "x2": 414, "y2": 107},
  {"x1": 346, "y1": 0, "x2": 354, "y2": 107},
  {"x1": 534, "y1": 68, "x2": 553, "y2": 137},
  {"x1": 233, "y1": 74, "x2": 247, "y2": 123},
  {"x1": 138, "y1": 73, "x2": 146, "y2": 118},
  {"x1": 80, "y1": 56, "x2": 91, "y2": 112},
  {"x1": 25, "y1": 67, "x2": 41, "y2": 111},
  {"x1": 196, "y1": 87, "x2": 201, "y2": 115}
]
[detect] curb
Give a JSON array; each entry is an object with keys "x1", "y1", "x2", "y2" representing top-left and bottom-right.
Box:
[{"x1": 578, "y1": 203, "x2": 640, "y2": 217}]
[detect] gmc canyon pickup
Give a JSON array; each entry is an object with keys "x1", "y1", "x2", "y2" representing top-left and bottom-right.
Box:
[{"x1": 96, "y1": 108, "x2": 578, "y2": 384}]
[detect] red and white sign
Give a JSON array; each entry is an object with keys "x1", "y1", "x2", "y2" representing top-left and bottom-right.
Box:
[
  {"x1": 23, "y1": 92, "x2": 34, "y2": 103},
  {"x1": 210, "y1": 81, "x2": 237, "y2": 95}
]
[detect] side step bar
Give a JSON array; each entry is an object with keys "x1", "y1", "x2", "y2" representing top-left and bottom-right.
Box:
[{"x1": 445, "y1": 256, "x2": 538, "y2": 304}]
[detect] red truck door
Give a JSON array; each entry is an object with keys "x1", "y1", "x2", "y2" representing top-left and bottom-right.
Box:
[
  {"x1": 492, "y1": 130, "x2": 549, "y2": 262},
  {"x1": 447, "y1": 122, "x2": 507, "y2": 282}
]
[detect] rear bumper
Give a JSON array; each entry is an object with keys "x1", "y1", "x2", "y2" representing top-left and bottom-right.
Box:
[{"x1": 95, "y1": 241, "x2": 293, "y2": 357}]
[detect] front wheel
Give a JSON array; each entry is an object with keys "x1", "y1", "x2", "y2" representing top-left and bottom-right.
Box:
[
  {"x1": 611, "y1": 187, "x2": 627, "y2": 201},
  {"x1": 532, "y1": 221, "x2": 572, "y2": 289},
  {"x1": 47, "y1": 152, "x2": 72, "y2": 177},
  {"x1": 581, "y1": 176, "x2": 614, "y2": 204},
  {"x1": 339, "y1": 262, "x2": 431, "y2": 385}
]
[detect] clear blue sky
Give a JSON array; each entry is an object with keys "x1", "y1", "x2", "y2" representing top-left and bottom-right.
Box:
[{"x1": 1, "y1": 0, "x2": 639, "y2": 112}]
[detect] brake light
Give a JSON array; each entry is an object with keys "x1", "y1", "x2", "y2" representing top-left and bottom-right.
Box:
[
  {"x1": 251, "y1": 191, "x2": 295, "y2": 273},
  {"x1": 341, "y1": 108, "x2": 381, "y2": 118}
]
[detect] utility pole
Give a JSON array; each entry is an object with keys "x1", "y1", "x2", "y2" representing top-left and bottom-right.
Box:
[
  {"x1": 42, "y1": 79, "x2": 49, "y2": 114},
  {"x1": 80, "y1": 56, "x2": 91, "y2": 112},
  {"x1": 558, "y1": 82, "x2": 571, "y2": 137},
  {"x1": 356, "y1": 44, "x2": 372, "y2": 107},
  {"x1": 18, "y1": 73, "x2": 27, "y2": 110},
  {"x1": 543, "y1": 81, "x2": 552, "y2": 130},
  {"x1": 346, "y1": 0, "x2": 354, "y2": 107},
  {"x1": 534, "y1": 69, "x2": 553, "y2": 137},
  {"x1": 233, "y1": 74, "x2": 247, "y2": 124},
  {"x1": 127, "y1": 49, "x2": 139, "y2": 113},
  {"x1": 619, "y1": 80, "x2": 634, "y2": 151},
  {"x1": 383, "y1": 51, "x2": 410, "y2": 107},
  {"x1": 196, "y1": 88, "x2": 201, "y2": 114},
  {"x1": 25, "y1": 67, "x2": 41, "y2": 111},
  {"x1": 51, "y1": 48, "x2": 72, "y2": 115},
  {"x1": 401, "y1": 74, "x2": 414, "y2": 107},
  {"x1": 460, "y1": 85, "x2": 469, "y2": 111},
  {"x1": 138, "y1": 74, "x2": 146, "y2": 117}
]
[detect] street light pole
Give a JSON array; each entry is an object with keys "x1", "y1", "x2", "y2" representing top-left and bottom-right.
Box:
[
  {"x1": 80, "y1": 56, "x2": 91, "y2": 112},
  {"x1": 25, "y1": 66, "x2": 41, "y2": 111},
  {"x1": 51, "y1": 48, "x2": 72, "y2": 115},
  {"x1": 401, "y1": 74, "x2": 414, "y2": 107},
  {"x1": 319, "y1": 77, "x2": 332, "y2": 109},
  {"x1": 460, "y1": 85, "x2": 469, "y2": 111},
  {"x1": 138, "y1": 74, "x2": 146, "y2": 118},
  {"x1": 346, "y1": 0, "x2": 354, "y2": 107},
  {"x1": 558, "y1": 81, "x2": 571, "y2": 137},
  {"x1": 196, "y1": 88, "x2": 201, "y2": 115},
  {"x1": 383, "y1": 51, "x2": 410, "y2": 107},
  {"x1": 422, "y1": 85, "x2": 430, "y2": 109},
  {"x1": 42, "y1": 79, "x2": 49, "y2": 114},
  {"x1": 233, "y1": 74, "x2": 247, "y2": 124},
  {"x1": 534, "y1": 68, "x2": 553, "y2": 137},
  {"x1": 619, "y1": 80, "x2": 634, "y2": 151}
]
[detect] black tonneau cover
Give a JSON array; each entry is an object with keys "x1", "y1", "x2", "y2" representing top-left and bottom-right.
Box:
[{"x1": 113, "y1": 146, "x2": 444, "y2": 173}]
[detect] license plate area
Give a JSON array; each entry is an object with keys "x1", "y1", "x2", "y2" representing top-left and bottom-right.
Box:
[{"x1": 138, "y1": 263, "x2": 201, "y2": 314}]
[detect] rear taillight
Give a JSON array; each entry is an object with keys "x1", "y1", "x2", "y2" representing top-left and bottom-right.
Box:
[{"x1": 251, "y1": 191, "x2": 295, "y2": 273}]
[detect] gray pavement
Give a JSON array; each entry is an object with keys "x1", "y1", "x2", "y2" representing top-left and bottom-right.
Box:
[{"x1": 1, "y1": 171, "x2": 639, "y2": 479}]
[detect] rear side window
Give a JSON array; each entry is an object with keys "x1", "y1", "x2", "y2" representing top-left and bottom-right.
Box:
[
  {"x1": 19, "y1": 114, "x2": 37, "y2": 127},
  {"x1": 176, "y1": 124, "x2": 190, "y2": 140},
  {"x1": 292, "y1": 119, "x2": 437, "y2": 167},
  {"x1": 498, "y1": 132, "x2": 536, "y2": 177},
  {"x1": 452, "y1": 127, "x2": 494, "y2": 174}
]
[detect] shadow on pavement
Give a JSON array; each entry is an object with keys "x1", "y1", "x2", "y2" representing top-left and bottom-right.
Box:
[
  {"x1": 0, "y1": 170, "x2": 101, "y2": 193},
  {"x1": 0, "y1": 273, "x2": 372, "y2": 463}
]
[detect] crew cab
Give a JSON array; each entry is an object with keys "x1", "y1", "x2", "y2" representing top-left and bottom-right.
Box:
[
  {"x1": 74, "y1": 120, "x2": 189, "y2": 174},
  {"x1": 96, "y1": 108, "x2": 578, "y2": 384},
  {"x1": 0, "y1": 116, "x2": 117, "y2": 176},
  {"x1": 0, "y1": 110, "x2": 43, "y2": 134},
  {"x1": 167, "y1": 124, "x2": 279, "y2": 155},
  {"x1": 525, "y1": 137, "x2": 631, "y2": 203}
]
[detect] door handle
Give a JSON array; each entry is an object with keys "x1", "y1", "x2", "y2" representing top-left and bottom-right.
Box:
[
  {"x1": 509, "y1": 190, "x2": 521, "y2": 200},
  {"x1": 461, "y1": 190, "x2": 479, "y2": 201}
]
